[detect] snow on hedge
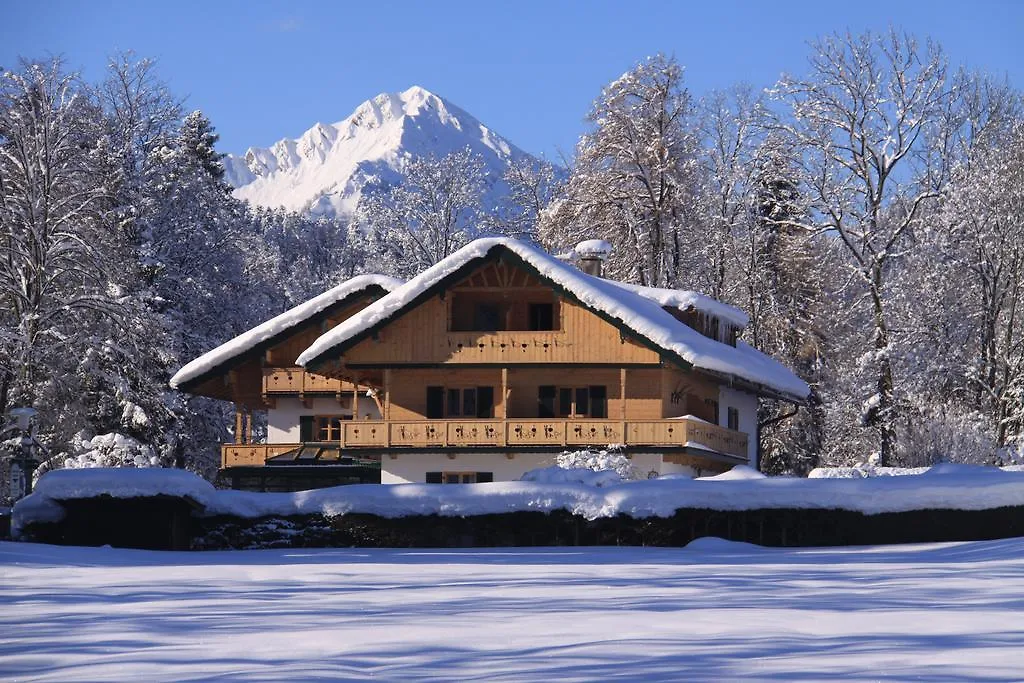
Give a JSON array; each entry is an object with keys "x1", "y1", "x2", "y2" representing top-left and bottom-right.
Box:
[
  {"x1": 11, "y1": 468, "x2": 219, "y2": 538},
  {"x1": 296, "y1": 238, "x2": 808, "y2": 401},
  {"x1": 14, "y1": 464, "x2": 1024, "y2": 538},
  {"x1": 170, "y1": 274, "x2": 402, "y2": 389}
]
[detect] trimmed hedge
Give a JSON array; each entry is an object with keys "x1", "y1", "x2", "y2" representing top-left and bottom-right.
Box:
[
  {"x1": 192, "y1": 505, "x2": 1024, "y2": 550},
  {"x1": 17, "y1": 496, "x2": 1024, "y2": 550}
]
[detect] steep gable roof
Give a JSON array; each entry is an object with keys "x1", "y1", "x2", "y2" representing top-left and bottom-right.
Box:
[
  {"x1": 170, "y1": 274, "x2": 403, "y2": 392},
  {"x1": 296, "y1": 239, "x2": 809, "y2": 402}
]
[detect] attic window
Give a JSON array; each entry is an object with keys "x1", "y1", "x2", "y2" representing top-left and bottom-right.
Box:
[
  {"x1": 474, "y1": 302, "x2": 502, "y2": 331},
  {"x1": 450, "y1": 293, "x2": 559, "y2": 332},
  {"x1": 528, "y1": 303, "x2": 554, "y2": 331}
]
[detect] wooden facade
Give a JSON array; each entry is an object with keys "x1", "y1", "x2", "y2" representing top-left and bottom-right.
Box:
[{"x1": 177, "y1": 250, "x2": 767, "y2": 480}]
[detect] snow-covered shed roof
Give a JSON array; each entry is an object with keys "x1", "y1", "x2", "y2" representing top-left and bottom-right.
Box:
[
  {"x1": 296, "y1": 239, "x2": 809, "y2": 402},
  {"x1": 606, "y1": 280, "x2": 749, "y2": 328},
  {"x1": 170, "y1": 274, "x2": 403, "y2": 391}
]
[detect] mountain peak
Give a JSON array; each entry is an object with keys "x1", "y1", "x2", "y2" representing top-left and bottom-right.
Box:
[{"x1": 223, "y1": 86, "x2": 535, "y2": 217}]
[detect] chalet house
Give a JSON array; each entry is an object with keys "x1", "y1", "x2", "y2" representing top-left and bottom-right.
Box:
[{"x1": 171, "y1": 238, "x2": 809, "y2": 490}]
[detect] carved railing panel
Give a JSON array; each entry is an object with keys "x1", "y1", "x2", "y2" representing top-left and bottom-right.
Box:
[
  {"x1": 221, "y1": 444, "x2": 299, "y2": 468},
  {"x1": 390, "y1": 422, "x2": 446, "y2": 447},
  {"x1": 448, "y1": 420, "x2": 505, "y2": 446},
  {"x1": 262, "y1": 368, "x2": 354, "y2": 394},
  {"x1": 507, "y1": 421, "x2": 565, "y2": 445},
  {"x1": 342, "y1": 422, "x2": 388, "y2": 446}
]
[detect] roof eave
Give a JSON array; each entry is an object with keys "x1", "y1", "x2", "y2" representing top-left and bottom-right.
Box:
[{"x1": 174, "y1": 284, "x2": 391, "y2": 395}]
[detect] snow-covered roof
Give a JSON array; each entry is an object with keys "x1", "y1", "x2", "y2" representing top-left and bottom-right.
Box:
[
  {"x1": 170, "y1": 274, "x2": 403, "y2": 390},
  {"x1": 296, "y1": 238, "x2": 808, "y2": 401}
]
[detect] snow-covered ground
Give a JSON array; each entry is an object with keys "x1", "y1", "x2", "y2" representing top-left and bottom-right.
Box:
[{"x1": 3, "y1": 539, "x2": 1024, "y2": 681}]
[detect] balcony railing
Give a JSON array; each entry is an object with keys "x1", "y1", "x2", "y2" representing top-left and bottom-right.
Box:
[
  {"x1": 222, "y1": 443, "x2": 302, "y2": 467},
  {"x1": 222, "y1": 417, "x2": 748, "y2": 468},
  {"x1": 262, "y1": 368, "x2": 356, "y2": 395}
]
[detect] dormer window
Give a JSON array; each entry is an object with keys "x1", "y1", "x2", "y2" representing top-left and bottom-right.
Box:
[
  {"x1": 705, "y1": 316, "x2": 720, "y2": 342},
  {"x1": 664, "y1": 306, "x2": 738, "y2": 345}
]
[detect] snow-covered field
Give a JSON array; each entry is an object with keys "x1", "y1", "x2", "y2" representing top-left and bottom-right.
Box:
[{"x1": 3, "y1": 539, "x2": 1024, "y2": 681}]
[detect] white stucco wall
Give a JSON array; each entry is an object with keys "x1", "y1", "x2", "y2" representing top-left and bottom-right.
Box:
[
  {"x1": 381, "y1": 452, "x2": 559, "y2": 484},
  {"x1": 381, "y1": 450, "x2": 718, "y2": 484},
  {"x1": 718, "y1": 386, "x2": 759, "y2": 467},
  {"x1": 266, "y1": 396, "x2": 382, "y2": 443}
]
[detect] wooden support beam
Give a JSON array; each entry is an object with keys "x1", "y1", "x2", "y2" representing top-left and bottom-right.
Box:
[
  {"x1": 245, "y1": 407, "x2": 253, "y2": 444},
  {"x1": 620, "y1": 368, "x2": 628, "y2": 420},
  {"x1": 383, "y1": 369, "x2": 392, "y2": 421},
  {"x1": 352, "y1": 377, "x2": 360, "y2": 419},
  {"x1": 500, "y1": 367, "x2": 509, "y2": 419},
  {"x1": 234, "y1": 405, "x2": 243, "y2": 445}
]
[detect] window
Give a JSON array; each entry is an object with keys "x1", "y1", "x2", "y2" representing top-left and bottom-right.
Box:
[
  {"x1": 426, "y1": 471, "x2": 494, "y2": 484},
  {"x1": 538, "y1": 385, "x2": 556, "y2": 418},
  {"x1": 473, "y1": 302, "x2": 502, "y2": 331},
  {"x1": 316, "y1": 416, "x2": 345, "y2": 441},
  {"x1": 727, "y1": 407, "x2": 739, "y2": 431},
  {"x1": 705, "y1": 398, "x2": 720, "y2": 425},
  {"x1": 427, "y1": 386, "x2": 495, "y2": 418},
  {"x1": 299, "y1": 415, "x2": 350, "y2": 442},
  {"x1": 528, "y1": 303, "x2": 554, "y2": 330},
  {"x1": 540, "y1": 385, "x2": 607, "y2": 418}
]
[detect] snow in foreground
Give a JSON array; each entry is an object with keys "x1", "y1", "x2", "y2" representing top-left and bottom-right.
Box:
[{"x1": 3, "y1": 539, "x2": 1024, "y2": 681}]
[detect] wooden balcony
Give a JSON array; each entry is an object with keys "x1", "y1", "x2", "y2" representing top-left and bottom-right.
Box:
[
  {"x1": 221, "y1": 417, "x2": 747, "y2": 468},
  {"x1": 262, "y1": 368, "x2": 356, "y2": 395}
]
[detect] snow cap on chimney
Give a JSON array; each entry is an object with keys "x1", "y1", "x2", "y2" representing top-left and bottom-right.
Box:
[{"x1": 574, "y1": 239, "x2": 613, "y2": 277}]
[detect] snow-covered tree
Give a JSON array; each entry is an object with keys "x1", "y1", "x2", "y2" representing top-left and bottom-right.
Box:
[
  {"x1": 936, "y1": 120, "x2": 1024, "y2": 458},
  {"x1": 486, "y1": 157, "x2": 563, "y2": 242},
  {"x1": 0, "y1": 59, "x2": 114, "y2": 430},
  {"x1": 542, "y1": 54, "x2": 699, "y2": 287},
  {"x1": 769, "y1": 30, "x2": 956, "y2": 465},
  {"x1": 356, "y1": 147, "x2": 487, "y2": 278}
]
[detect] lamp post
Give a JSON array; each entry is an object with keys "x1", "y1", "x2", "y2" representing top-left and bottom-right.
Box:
[{"x1": 5, "y1": 407, "x2": 41, "y2": 501}]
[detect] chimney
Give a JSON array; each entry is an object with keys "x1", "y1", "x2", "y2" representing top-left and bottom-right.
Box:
[{"x1": 574, "y1": 239, "x2": 613, "y2": 277}]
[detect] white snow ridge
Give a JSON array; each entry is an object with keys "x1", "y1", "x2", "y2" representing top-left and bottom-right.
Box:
[{"x1": 224, "y1": 86, "x2": 537, "y2": 217}]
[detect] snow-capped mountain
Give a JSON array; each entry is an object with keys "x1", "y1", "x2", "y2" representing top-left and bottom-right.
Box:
[{"x1": 224, "y1": 86, "x2": 536, "y2": 216}]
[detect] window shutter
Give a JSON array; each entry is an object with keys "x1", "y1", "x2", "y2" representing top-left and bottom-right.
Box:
[
  {"x1": 538, "y1": 386, "x2": 556, "y2": 418},
  {"x1": 426, "y1": 386, "x2": 445, "y2": 419},
  {"x1": 575, "y1": 387, "x2": 590, "y2": 417},
  {"x1": 299, "y1": 415, "x2": 314, "y2": 442},
  {"x1": 425, "y1": 472, "x2": 442, "y2": 484},
  {"x1": 476, "y1": 386, "x2": 494, "y2": 418},
  {"x1": 590, "y1": 386, "x2": 607, "y2": 418},
  {"x1": 476, "y1": 472, "x2": 494, "y2": 483}
]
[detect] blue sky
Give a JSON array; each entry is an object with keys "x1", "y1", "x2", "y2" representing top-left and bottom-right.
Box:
[{"x1": 4, "y1": 0, "x2": 1022, "y2": 159}]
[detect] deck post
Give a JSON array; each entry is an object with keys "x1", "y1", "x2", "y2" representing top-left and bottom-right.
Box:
[
  {"x1": 352, "y1": 377, "x2": 360, "y2": 419},
  {"x1": 384, "y1": 368, "x2": 392, "y2": 421},
  {"x1": 500, "y1": 367, "x2": 508, "y2": 418},
  {"x1": 620, "y1": 368, "x2": 627, "y2": 419}
]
